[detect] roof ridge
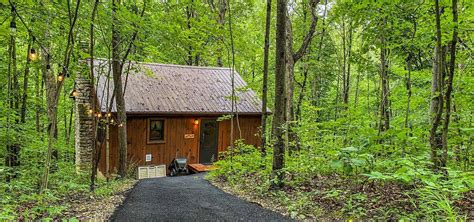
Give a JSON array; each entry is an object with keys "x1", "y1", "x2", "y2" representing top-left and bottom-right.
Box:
[
  {"x1": 92, "y1": 58, "x2": 232, "y2": 71},
  {"x1": 138, "y1": 61, "x2": 232, "y2": 70}
]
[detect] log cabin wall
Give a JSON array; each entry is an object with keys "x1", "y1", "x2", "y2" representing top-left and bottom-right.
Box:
[{"x1": 98, "y1": 115, "x2": 261, "y2": 174}]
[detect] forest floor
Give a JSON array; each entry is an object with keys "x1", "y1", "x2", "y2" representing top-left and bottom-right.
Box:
[
  {"x1": 210, "y1": 174, "x2": 474, "y2": 220},
  {"x1": 59, "y1": 179, "x2": 137, "y2": 220}
]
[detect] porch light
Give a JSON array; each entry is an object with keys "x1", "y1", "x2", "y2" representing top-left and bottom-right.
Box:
[
  {"x1": 194, "y1": 119, "x2": 199, "y2": 125},
  {"x1": 29, "y1": 48, "x2": 37, "y2": 61}
]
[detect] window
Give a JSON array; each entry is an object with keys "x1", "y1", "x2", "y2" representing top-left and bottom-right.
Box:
[{"x1": 147, "y1": 118, "x2": 165, "y2": 143}]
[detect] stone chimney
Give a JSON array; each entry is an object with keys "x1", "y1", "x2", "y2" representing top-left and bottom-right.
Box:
[{"x1": 74, "y1": 77, "x2": 95, "y2": 172}]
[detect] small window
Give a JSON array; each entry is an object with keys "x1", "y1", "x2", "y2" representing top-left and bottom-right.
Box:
[{"x1": 147, "y1": 118, "x2": 165, "y2": 143}]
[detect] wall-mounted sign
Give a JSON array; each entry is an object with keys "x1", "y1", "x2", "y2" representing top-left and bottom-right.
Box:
[
  {"x1": 145, "y1": 154, "x2": 152, "y2": 162},
  {"x1": 184, "y1": 134, "x2": 195, "y2": 139}
]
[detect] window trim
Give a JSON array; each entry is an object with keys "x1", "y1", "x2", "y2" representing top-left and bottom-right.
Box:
[{"x1": 147, "y1": 118, "x2": 166, "y2": 144}]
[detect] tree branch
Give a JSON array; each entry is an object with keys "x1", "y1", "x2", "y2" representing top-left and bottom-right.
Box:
[{"x1": 293, "y1": 0, "x2": 319, "y2": 62}]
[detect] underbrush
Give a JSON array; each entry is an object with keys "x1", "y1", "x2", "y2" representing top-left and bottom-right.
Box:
[
  {"x1": 207, "y1": 142, "x2": 474, "y2": 220},
  {"x1": 0, "y1": 136, "x2": 136, "y2": 220},
  {"x1": 0, "y1": 162, "x2": 136, "y2": 220}
]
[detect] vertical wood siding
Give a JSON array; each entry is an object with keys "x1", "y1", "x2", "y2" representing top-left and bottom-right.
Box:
[{"x1": 98, "y1": 115, "x2": 261, "y2": 173}]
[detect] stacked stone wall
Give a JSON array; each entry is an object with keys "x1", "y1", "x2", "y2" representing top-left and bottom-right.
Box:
[{"x1": 74, "y1": 77, "x2": 94, "y2": 172}]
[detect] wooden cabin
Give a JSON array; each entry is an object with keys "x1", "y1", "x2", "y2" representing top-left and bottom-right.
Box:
[{"x1": 91, "y1": 61, "x2": 265, "y2": 174}]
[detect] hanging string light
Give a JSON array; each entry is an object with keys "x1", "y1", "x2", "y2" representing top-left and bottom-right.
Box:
[
  {"x1": 57, "y1": 65, "x2": 65, "y2": 81},
  {"x1": 29, "y1": 36, "x2": 37, "y2": 61},
  {"x1": 29, "y1": 48, "x2": 37, "y2": 61},
  {"x1": 10, "y1": 20, "x2": 16, "y2": 33},
  {"x1": 57, "y1": 73, "x2": 65, "y2": 82},
  {"x1": 70, "y1": 89, "x2": 78, "y2": 98}
]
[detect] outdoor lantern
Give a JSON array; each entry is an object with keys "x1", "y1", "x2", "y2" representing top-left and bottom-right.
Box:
[
  {"x1": 106, "y1": 113, "x2": 111, "y2": 117},
  {"x1": 194, "y1": 119, "x2": 199, "y2": 125},
  {"x1": 29, "y1": 48, "x2": 37, "y2": 61},
  {"x1": 71, "y1": 89, "x2": 78, "y2": 97},
  {"x1": 97, "y1": 113, "x2": 102, "y2": 118},
  {"x1": 88, "y1": 109, "x2": 93, "y2": 115},
  {"x1": 57, "y1": 73, "x2": 64, "y2": 82},
  {"x1": 110, "y1": 119, "x2": 114, "y2": 123},
  {"x1": 10, "y1": 20, "x2": 16, "y2": 33}
]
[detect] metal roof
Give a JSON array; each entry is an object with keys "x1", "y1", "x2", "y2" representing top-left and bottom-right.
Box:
[{"x1": 94, "y1": 60, "x2": 265, "y2": 115}]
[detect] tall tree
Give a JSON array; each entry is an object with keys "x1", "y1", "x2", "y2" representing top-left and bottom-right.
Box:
[
  {"x1": 272, "y1": 0, "x2": 287, "y2": 189},
  {"x1": 112, "y1": 0, "x2": 128, "y2": 178},
  {"x1": 440, "y1": 0, "x2": 458, "y2": 174},
  {"x1": 5, "y1": 5, "x2": 19, "y2": 182},
  {"x1": 111, "y1": 0, "x2": 147, "y2": 178},
  {"x1": 378, "y1": 18, "x2": 390, "y2": 134},
  {"x1": 261, "y1": 0, "x2": 271, "y2": 154},
  {"x1": 429, "y1": 0, "x2": 445, "y2": 173},
  {"x1": 41, "y1": 0, "x2": 81, "y2": 192},
  {"x1": 284, "y1": 0, "x2": 319, "y2": 152},
  {"x1": 20, "y1": 35, "x2": 32, "y2": 123}
]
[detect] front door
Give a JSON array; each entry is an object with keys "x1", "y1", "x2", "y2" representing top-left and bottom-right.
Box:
[{"x1": 199, "y1": 119, "x2": 219, "y2": 164}]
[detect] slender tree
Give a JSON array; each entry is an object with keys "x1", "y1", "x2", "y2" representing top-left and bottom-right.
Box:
[
  {"x1": 429, "y1": 0, "x2": 445, "y2": 173},
  {"x1": 261, "y1": 0, "x2": 271, "y2": 154},
  {"x1": 441, "y1": 0, "x2": 458, "y2": 174},
  {"x1": 41, "y1": 0, "x2": 81, "y2": 192},
  {"x1": 378, "y1": 17, "x2": 390, "y2": 134},
  {"x1": 284, "y1": 0, "x2": 319, "y2": 153},
  {"x1": 112, "y1": 0, "x2": 128, "y2": 178}
]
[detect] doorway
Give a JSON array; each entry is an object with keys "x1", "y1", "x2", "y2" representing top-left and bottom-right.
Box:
[{"x1": 199, "y1": 119, "x2": 219, "y2": 164}]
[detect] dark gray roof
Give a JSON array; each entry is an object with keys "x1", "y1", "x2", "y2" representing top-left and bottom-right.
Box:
[{"x1": 94, "y1": 60, "x2": 265, "y2": 115}]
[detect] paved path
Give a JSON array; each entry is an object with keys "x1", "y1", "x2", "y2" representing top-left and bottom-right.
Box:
[{"x1": 110, "y1": 173, "x2": 290, "y2": 221}]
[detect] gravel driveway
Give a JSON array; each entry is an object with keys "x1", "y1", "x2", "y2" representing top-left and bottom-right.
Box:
[{"x1": 110, "y1": 173, "x2": 290, "y2": 221}]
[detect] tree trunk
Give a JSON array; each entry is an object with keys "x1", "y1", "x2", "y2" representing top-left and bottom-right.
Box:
[
  {"x1": 441, "y1": 0, "x2": 458, "y2": 174},
  {"x1": 271, "y1": 0, "x2": 287, "y2": 189},
  {"x1": 41, "y1": 0, "x2": 81, "y2": 192},
  {"x1": 343, "y1": 23, "x2": 353, "y2": 108},
  {"x1": 5, "y1": 9, "x2": 20, "y2": 182},
  {"x1": 89, "y1": 0, "x2": 100, "y2": 191},
  {"x1": 295, "y1": 64, "x2": 308, "y2": 122},
  {"x1": 378, "y1": 36, "x2": 390, "y2": 134},
  {"x1": 21, "y1": 36, "x2": 32, "y2": 123},
  {"x1": 429, "y1": 0, "x2": 445, "y2": 173},
  {"x1": 311, "y1": 0, "x2": 327, "y2": 117},
  {"x1": 186, "y1": 1, "x2": 194, "y2": 66},
  {"x1": 36, "y1": 66, "x2": 41, "y2": 132},
  {"x1": 261, "y1": 0, "x2": 271, "y2": 155},
  {"x1": 341, "y1": 19, "x2": 347, "y2": 108},
  {"x1": 216, "y1": 0, "x2": 226, "y2": 67},
  {"x1": 112, "y1": 0, "x2": 128, "y2": 178},
  {"x1": 284, "y1": 0, "x2": 319, "y2": 153},
  {"x1": 285, "y1": 17, "x2": 296, "y2": 153}
]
